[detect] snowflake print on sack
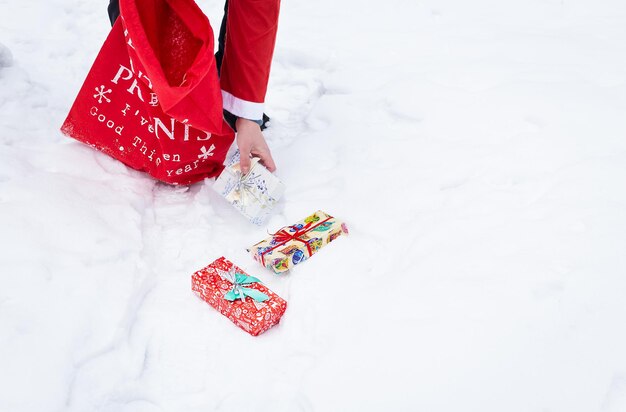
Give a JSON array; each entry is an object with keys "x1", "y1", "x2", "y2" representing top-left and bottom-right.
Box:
[
  {"x1": 198, "y1": 144, "x2": 215, "y2": 160},
  {"x1": 93, "y1": 85, "x2": 112, "y2": 103}
]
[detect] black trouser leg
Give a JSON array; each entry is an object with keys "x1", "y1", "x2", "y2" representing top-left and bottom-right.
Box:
[
  {"x1": 108, "y1": 0, "x2": 120, "y2": 26},
  {"x1": 215, "y1": 0, "x2": 229, "y2": 75}
]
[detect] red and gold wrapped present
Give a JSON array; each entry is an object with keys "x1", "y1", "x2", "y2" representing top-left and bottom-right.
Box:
[
  {"x1": 191, "y1": 257, "x2": 287, "y2": 336},
  {"x1": 248, "y1": 210, "x2": 349, "y2": 274}
]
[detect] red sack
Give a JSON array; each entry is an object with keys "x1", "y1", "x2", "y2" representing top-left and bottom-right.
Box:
[{"x1": 61, "y1": 0, "x2": 235, "y2": 185}]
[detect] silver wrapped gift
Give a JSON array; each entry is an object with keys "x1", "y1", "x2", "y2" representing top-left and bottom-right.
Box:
[{"x1": 213, "y1": 151, "x2": 285, "y2": 225}]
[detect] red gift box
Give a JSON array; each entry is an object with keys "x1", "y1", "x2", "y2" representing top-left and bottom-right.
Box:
[{"x1": 191, "y1": 257, "x2": 287, "y2": 336}]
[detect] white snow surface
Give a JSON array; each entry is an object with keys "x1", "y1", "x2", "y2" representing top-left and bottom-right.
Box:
[{"x1": 2, "y1": 0, "x2": 626, "y2": 411}]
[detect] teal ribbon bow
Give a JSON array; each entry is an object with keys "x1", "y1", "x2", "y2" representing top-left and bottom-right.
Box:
[{"x1": 218, "y1": 267, "x2": 269, "y2": 303}]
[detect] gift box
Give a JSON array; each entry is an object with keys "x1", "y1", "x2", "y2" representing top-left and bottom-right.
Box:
[
  {"x1": 191, "y1": 257, "x2": 287, "y2": 336},
  {"x1": 213, "y1": 151, "x2": 285, "y2": 225},
  {"x1": 248, "y1": 210, "x2": 349, "y2": 274}
]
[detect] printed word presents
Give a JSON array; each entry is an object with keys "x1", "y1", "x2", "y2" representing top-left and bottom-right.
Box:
[{"x1": 111, "y1": 61, "x2": 158, "y2": 106}]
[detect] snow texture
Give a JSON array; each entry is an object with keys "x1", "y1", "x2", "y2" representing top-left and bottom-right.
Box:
[
  {"x1": 0, "y1": 43, "x2": 12, "y2": 68},
  {"x1": 1, "y1": 0, "x2": 626, "y2": 411}
]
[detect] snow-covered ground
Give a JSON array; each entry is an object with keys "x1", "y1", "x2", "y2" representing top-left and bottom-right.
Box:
[{"x1": 2, "y1": 0, "x2": 626, "y2": 411}]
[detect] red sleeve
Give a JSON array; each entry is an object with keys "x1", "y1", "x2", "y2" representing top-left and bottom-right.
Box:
[{"x1": 219, "y1": 0, "x2": 281, "y2": 120}]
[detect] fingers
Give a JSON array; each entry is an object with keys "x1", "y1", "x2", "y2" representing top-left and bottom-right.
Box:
[
  {"x1": 244, "y1": 146, "x2": 276, "y2": 174},
  {"x1": 256, "y1": 149, "x2": 276, "y2": 172},
  {"x1": 250, "y1": 138, "x2": 276, "y2": 172},
  {"x1": 235, "y1": 119, "x2": 277, "y2": 174},
  {"x1": 237, "y1": 142, "x2": 252, "y2": 175},
  {"x1": 240, "y1": 152, "x2": 252, "y2": 175}
]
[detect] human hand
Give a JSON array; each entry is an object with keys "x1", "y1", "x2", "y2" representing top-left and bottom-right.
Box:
[{"x1": 235, "y1": 117, "x2": 276, "y2": 175}]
